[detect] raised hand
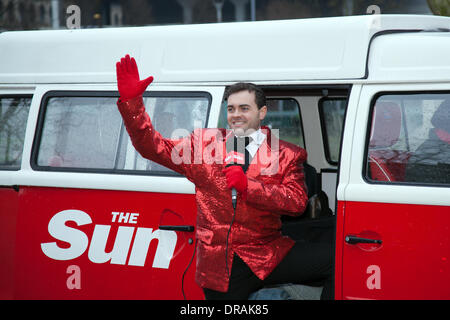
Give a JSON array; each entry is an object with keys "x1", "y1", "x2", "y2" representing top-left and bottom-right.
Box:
[{"x1": 116, "y1": 54, "x2": 154, "y2": 100}]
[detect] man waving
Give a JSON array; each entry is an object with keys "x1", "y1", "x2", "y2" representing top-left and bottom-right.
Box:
[{"x1": 116, "y1": 55, "x2": 333, "y2": 300}]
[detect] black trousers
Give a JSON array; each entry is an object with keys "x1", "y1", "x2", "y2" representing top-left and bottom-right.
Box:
[{"x1": 203, "y1": 242, "x2": 334, "y2": 300}]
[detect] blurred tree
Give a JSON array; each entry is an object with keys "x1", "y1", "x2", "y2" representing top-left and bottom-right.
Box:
[
  {"x1": 61, "y1": 0, "x2": 154, "y2": 27},
  {"x1": 352, "y1": 0, "x2": 403, "y2": 15},
  {"x1": 256, "y1": 0, "x2": 404, "y2": 20},
  {"x1": 192, "y1": 0, "x2": 216, "y2": 23},
  {"x1": 148, "y1": 0, "x2": 182, "y2": 25},
  {"x1": 120, "y1": 0, "x2": 154, "y2": 26},
  {"x1": 62, "y1": 0, "x2": 154, "y2": 27},
  {"x1": 0, "y1": 0, "x2": 436, "y2": 31},
  {"x1": 313, "y1": 0, "x2": 344, "y2": 16},
  {"x1": 261, "y1": 0, "x2": 312, "y2": 20},
  {"x1": 427, "y1": 0, "x2": 450, "y2": 15}
]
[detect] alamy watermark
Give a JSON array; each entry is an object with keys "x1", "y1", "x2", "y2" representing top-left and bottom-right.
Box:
[
  {"x1": 367, "y1": 4, "x2": 382, "y2": 32},
  {"x1": 366, "y1": 264, "x2": 381, "y2": 290},
  {"x1": 66, "y1": 5, "x2": 81, "y2": 29}
]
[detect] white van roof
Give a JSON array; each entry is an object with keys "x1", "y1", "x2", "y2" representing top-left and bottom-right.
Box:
[{"x1": 0, "y1": 14, "x2": 449, "y2": 85}]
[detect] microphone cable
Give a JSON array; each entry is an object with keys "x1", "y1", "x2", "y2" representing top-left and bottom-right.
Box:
[
  {"x1": 224, "y1": 136, "x2": 249, "y2": 280},
  {"x1": 181, "y1": 237, "x2": 197, "y2": 300},
  {"x1": 225, "y1": 202, "x2": 237, "y2": 279},
  {"x1": 182, "y1": 203, "x2": 235, "y2": 300}
]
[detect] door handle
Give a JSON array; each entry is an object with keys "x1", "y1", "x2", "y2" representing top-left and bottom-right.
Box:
[
  {"x1": 159, "y1": 225, "x2": 195, "y2": 232},
  {"x1": 345, "y1": 234, "x2": 382, "y2": 245}
]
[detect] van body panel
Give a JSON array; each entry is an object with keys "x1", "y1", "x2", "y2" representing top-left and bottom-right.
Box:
[
  {"x1": 336, "y1": 84, "x2": 362, "y2": 202},
  {"x1": 341, "y1": 201, "x2": 449, "y2": 299},
  {"x1": 1, "y1": 15, "x2": 450, "y2": 85},
  {"x1": 334, "y1": 201, "x2": 346, "y2": 300},
  {"x1": 0, "y1": 188, "x2": 18, "y2": 299},
  {"x1": 369, "y1": 33, "x2": 450, "y2": 82},
  {"x1": 14, "y1": 186, "x2": 203, "y2": 299}
]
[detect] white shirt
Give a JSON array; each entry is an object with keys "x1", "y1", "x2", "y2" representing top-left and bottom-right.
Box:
[{"x1": 246, "y1": 128, "x2": 267, "y2": 158}]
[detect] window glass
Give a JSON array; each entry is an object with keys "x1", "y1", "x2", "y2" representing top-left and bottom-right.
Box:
[
  {"x1": 132, "y1": 96, "x2": 209, "y2": 173},
  {"x1": 263, "y1": 99, "x2": 304, "y2": 148},
  {"x1": 36, "y1": 94, "x2": 209, "y2": 174},
  {"x1": 37, "y1": 97, "x2": 122, "y2": 169},
  {"x1": 366, "y1": 93, "x2": 450, "y2": 185},
  {"x1": 320, "y1": 98, "x2": 346, "y2": 164},
  {"x1": 0, "y1": 96, "x2": 31, "y2": 169},
  {"x1": 218, "y1": 98, "x2": 305, "y2": 148}
]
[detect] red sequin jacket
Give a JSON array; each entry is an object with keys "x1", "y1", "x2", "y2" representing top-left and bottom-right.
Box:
[{"x1": 117, "y1": 96, "x2": 308, "y2": 292}]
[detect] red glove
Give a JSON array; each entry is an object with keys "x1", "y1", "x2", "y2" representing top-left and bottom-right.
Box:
[
  {"x1": 116, "y1": 54, "x2": 154, "y2": 100},
  {"x1": 223, "y1": 166, "x2": 248, "y2": 199}
]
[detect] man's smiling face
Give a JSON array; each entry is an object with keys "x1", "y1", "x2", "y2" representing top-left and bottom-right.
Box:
[{"x1": 226, "y1": 90, "x2": 267, "y2": 137}]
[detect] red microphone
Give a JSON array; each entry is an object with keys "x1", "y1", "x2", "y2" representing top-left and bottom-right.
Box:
[
  {"x1": 224, "y1": 150, "x2": 245, "y2": 209},
  {"x1": 225, "y1": 136, "x2": 250, "y2": 208},
  {"x1": 224, "y1": 151, "x2": 245, "y2": 167}
]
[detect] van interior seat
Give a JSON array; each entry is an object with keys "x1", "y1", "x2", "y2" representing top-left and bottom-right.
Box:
[
  {"x1": 251, "y1": 162, "x2": 333, "y2": 300},
  {"x1": 368, "y1": 102, "x2": 410, "y2": 182},
  {"x1": 281, "y1": 162, "x2": 335, "y2": 246},
  {"x1": 369, "y1": 150, "x2": 411, "y2": 182},
  {"x1": 282, "y1": 162, "x2": 332, "y2": 229}
]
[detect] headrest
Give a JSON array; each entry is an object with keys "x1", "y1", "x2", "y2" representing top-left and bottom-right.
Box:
[
  {"x1": 431, "y1": 98, "x2": 450, "y2": 133},
  {"x1": 369, "y1": 102, "x2": 402, "y2": 148}
]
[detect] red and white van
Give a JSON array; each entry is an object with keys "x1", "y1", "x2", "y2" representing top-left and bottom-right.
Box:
[{"x1": 0, "y1": 14, "x2": 449, "y2": 300}]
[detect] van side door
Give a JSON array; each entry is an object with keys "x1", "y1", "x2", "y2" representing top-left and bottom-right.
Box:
[{"x1": 339, "y1": 83, "x2": 450, "y2": 299}]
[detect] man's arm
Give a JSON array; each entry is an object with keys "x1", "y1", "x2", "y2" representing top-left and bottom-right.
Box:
[
  {"x1": 116, "y1": 55, "x2": 194, "y2": 177},
  {"x1": 117, "y1": 96, "x2": 195, "y2": 176}
]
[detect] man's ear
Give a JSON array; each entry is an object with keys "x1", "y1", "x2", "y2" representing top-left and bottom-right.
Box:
[{"x1": 259, "y1": 105, "x2": 268, "y2": 121}]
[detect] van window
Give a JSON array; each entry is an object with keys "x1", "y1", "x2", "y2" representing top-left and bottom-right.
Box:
[
  {"x1": 0, "y1": 96, "x2": 32, "y2": 169},
  {"x1": 34, "y1": 93, "x2": 210, "y2": 174},
  {"x1": 218, "y1": 98, "x2": 305, "y2": 148},
  {"x1": 132, "y1": 95, "x2": 209, "y2": 173},
  {"x1": 366, "y1": 92, "x2": 450, "y2": 185},
  {"x1": 264, "y1": 99, "x2": 305, "y2": 148},
  {"x1": 319, "y1": 98, "x2": 346, "y2": 164}
]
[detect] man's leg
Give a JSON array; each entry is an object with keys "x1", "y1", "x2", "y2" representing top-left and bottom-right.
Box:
[
  {"x1": 203, "y1": 254, "x2": 263, "y2": 300},
  {"x1": 263, "y1": 242, "x2": 334, "y2": 300}
]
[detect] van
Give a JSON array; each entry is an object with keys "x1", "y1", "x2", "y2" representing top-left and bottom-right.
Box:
[{"x1": 0, "y1": 14, "x2": 449, "y2": 300}]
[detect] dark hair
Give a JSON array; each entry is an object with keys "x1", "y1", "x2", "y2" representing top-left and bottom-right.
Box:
[{"x1": 223, "y1": 82, "x2": 266, "y2": 109}]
